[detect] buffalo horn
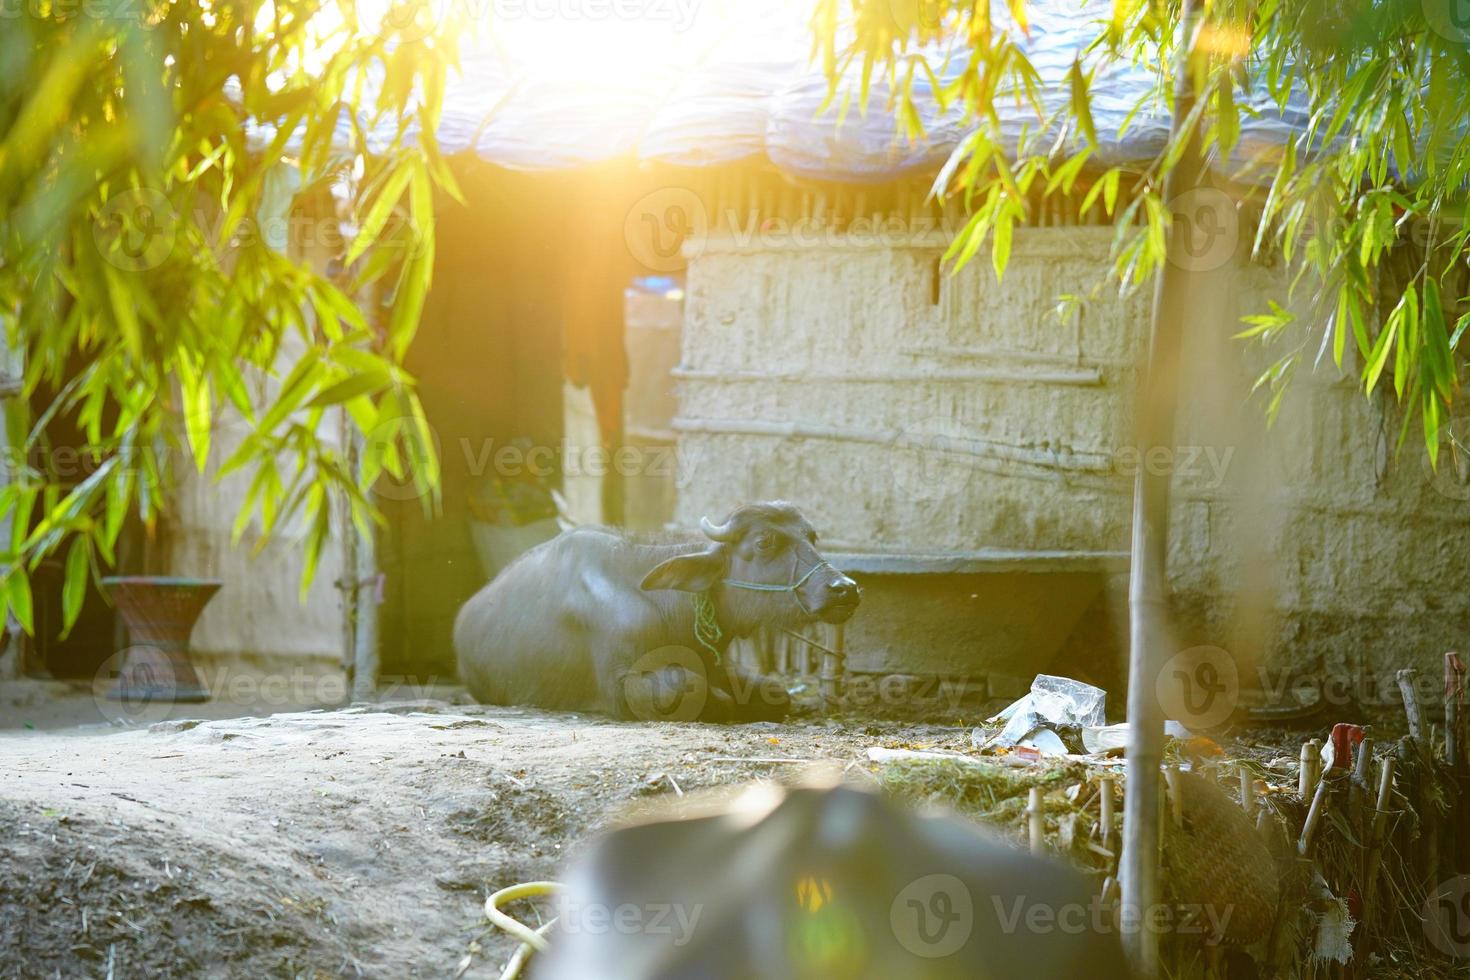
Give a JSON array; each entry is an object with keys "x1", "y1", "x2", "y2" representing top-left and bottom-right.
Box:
[{"x1": 700, "y1": 516, "x2": 738, "y2": 542}]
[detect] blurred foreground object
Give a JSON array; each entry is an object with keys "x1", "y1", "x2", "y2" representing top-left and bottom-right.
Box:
[{"x1": 539, "y1": 783, "x2": 1132, "y2": 979}]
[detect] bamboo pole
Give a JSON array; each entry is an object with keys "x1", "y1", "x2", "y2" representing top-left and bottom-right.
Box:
[
  {"x1": 1028, "y1": 787, "x2": 1045, "y2": 855},
  {"x1": 1351, "y1": 737, "x2": 1373, "y2": 810},
  {"x1": 1397, "y1": 668, "x2": 1425, "y2": 752},
  {"x1": 1240, "y1": 768, "x2": 1255, "y2": 818},
  {"x1": 820, "y1": 623, "x2": 845, "y2": 713},
  {"x1": 1446, "y1": 652, "x2": 1464, "y2": 771},
  {"x1": 1298, "y1": 740, "x2": 1320, "y2": 798},
  {"x1": 1360, "y1": 757, "x2": 1397, "y2": 946},
  {"x1": 1298, "y1": 774, "x2": 1331, "y2": 855},
  {"x1": 1119, "y1": 2, "x2": 1206, "y2": 973},
  {"x1": 1164, "y1": 765, "x2": 1184, "y2": 829},
  {"x1": 1100, "y1": 776, "x2": 1115, "y2": 852},
  {"x1": 1399, "y1": 667, "x2": 1440, "y2": 886},
  {"x1": 1447, "y1": 652, "x2": 1470, "y2": 872}
]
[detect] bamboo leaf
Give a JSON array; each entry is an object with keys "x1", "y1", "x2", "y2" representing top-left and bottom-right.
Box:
[
  {"x1": 178, "y1": 354, "x2": 212, "y2": 473},
  {"x1": 1363, "y1": 304, "x2": 1400, "y2": 394},
  {"x1": 345, "y1": 163, "x2": 416, "y2": 266},
  {"x1": 7, "y1": 570, "x2": 33, "y2": 636},
  {"x1": 308, "y1": 371, "x2": 392, "y2": 409},
  {"x1": 1068, "y1": 60, "x2": 1099, "y2": 150},
  {"x1": 60, "y1": 536, "x2": 88, "y2": 638},
  {"x1": 388, "y1": 232, "x2": 434, "y2": 362},
  {"x1": 992, "y1": 198, "x2": 1016, "y2": 280}
]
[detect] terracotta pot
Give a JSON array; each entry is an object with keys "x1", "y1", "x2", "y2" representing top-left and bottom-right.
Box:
[{"x1": 102, "y1": 577, "x2": 222, "y2": 703}]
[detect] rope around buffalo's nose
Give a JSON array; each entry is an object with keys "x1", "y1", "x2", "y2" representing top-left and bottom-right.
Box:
[
  {"x1": 689, "y1": 558, "x2": 835, "y2": 661},
  {"x1": 720, "y1": 557, "x2": 835, "y2": 616},
  {"x1": 484, "y1": 881, "x2": 565, "y2": 980}
]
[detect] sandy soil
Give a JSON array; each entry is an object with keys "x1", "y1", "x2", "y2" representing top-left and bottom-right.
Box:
[{"x1": 0, "y1": 692, "x2": 972, "y2": 979}]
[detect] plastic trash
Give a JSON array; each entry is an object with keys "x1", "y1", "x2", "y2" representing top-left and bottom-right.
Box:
[
  {"x1": 1081, "y1": 721, "x2": 1194, "y2": 754},
  {"x1": 979, "y1": 674, "x2": 1108, "y2": 753},
  {"x1": 1017, "y1": 727, "x2": 1070, "y2": 755}
]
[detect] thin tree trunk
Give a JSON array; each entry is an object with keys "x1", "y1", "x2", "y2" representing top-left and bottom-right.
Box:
[{"x1": 1120, "y1": 0, "x2": 1206, "y2": 974}]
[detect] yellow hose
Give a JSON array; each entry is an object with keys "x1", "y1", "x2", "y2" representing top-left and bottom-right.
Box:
[{"x1": 484, "y1": 881, "x2": 566, "y2": 980}]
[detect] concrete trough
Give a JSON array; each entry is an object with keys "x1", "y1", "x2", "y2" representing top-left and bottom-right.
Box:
[{"x1": 827, "y1": 550, "x2": 1130, "y2": 691}]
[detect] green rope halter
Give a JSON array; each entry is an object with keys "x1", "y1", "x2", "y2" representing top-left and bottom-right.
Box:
[
  {"x1": 691, "y1": 592, "x2": 723, "y2": 663},
  {"x1": 722, "y1": 557, "x2": 835, "y2": 616}
]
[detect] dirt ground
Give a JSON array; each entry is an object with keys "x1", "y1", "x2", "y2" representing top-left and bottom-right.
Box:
[{"x1": 0, "y1": 681, "x2": 975, "y2": 979}]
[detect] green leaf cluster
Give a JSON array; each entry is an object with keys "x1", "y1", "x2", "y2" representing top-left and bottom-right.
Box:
[
  {"x1": 0, "y1": 1, "x2": 462, "y2": 634},
  {"x1": 821, "y1": 0, "x2": 1470, "y2": 462}
]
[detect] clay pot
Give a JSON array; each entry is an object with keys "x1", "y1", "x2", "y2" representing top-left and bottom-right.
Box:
[{"x1": 102, "y1": 577, "x2": 222, "y2": 703}]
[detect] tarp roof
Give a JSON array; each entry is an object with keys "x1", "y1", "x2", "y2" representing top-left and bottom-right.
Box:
[{"x1": 276, "y1": 0, "x2": 1311, "y2": 183}]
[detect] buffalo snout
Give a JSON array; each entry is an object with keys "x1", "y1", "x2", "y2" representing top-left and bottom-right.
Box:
[{"x1": 809, "y1": 570, "x2": 861, "y2": 623}]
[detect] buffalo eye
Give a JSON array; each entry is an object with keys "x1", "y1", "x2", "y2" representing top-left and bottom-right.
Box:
[{"x1": 754, "y1": 532, "x2": 781, "y2": 553}]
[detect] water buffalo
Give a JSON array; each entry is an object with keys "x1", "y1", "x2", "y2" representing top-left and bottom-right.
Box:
[{"x1": 454, "y1": 502, "x2": 860, "y2": 721}]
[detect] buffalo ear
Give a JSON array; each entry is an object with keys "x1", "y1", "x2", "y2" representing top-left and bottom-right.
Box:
[{"x1": 640, "y1": 546, "x2": 726, "y2": 593}]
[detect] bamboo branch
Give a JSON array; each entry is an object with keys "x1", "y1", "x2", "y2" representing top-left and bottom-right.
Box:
[
  {"x1": 1298, "y1": 774, "x2": 1331, "y2": 855},
  {"x1": 1028, "y1": 787, "x2": 1045, "y2": 856},
  {"x1": 1360, "y1": 757, "x2": 1397, "y2": 948},
  {"x1": 1446, "y1": 652, "x2": 1465, "y2": 772},
  {"x1": 1119, "y1": 1, "x2": 1207, "y2": 973},
  {"x1": 1164, "y1": 765, "x2": 1184, "y2": 829},
  {"x1": 1397, "y1": 668, "x2": 1425, "y2": 753}
]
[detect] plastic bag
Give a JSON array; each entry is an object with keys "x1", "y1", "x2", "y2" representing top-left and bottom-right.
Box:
[{"x1": 986, "y1": 674, "x2": 1107, "y2": 750}]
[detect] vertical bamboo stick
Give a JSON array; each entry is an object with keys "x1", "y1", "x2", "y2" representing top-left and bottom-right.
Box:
[
  {"x1": 1298, "y1": 776, "x2": 1330, "y2": 855},
  {"x1": 1029, "y1": 787, "x2": 1045, "y2": 855},
  {"x1": 1240, "y1": 768, "x2": 1255, "y2": 817},
  {"x1": 1164, "y1": 765, "x2": 1184, "y2": 829},
  {"x1": 1445, "y1": 652, "x2": 1464, "y2": 771},
  {"x1": 1119, "y1": 2, "x2": 1207, "y2": 970},
  {"x1": 820, "y1": 624, "x2": 845, "y2": 714},
  {"x1": 1397, "y1": 668, "x2": 1425, "y2": 751},
  {"x1": 1351, "y1": 737, "x2": 1373, "y2": 810},
  {"x1": 1100, "y1": 776, "x2": 1115, "y2": 851},
  {"x1": 1299, "y1": 740, "x2": 1318, "y2": 797},
  {"x1": 1361, "y1": 757, "x2": 1397, "y2": 937}
]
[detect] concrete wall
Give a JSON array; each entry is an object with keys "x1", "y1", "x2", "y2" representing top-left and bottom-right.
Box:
[
  {"x1": 164, "y1": 346, "x2": 347, "y2": 669},
  {"x1": 675, "y1": 227, "x2": 1470, "y2": 686},
  {"x1": 162, "y1": 179, "x2": 348, "y2": 671}
]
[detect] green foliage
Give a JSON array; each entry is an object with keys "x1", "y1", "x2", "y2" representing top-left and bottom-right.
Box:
[
  {"x1": 818, "y1": 0, "x2": 1470, "y2": 461},
  {"x1": 0, "y1": 1, "x2": 462, "y2": 634}
]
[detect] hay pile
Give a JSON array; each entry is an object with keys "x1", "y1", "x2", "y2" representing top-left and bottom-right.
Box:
[{"x1": 875, "y1": 727, "x2": 1465, "y2": 979}]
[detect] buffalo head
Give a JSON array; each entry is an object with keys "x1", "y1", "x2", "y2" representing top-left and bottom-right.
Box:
[{"x1": 639, "y1": 502, "x2": 860, "y2": 627}]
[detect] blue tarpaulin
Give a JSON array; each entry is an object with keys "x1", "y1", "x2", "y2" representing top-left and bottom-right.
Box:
[{"x1": 262, "y1": 0, "x2": 1311, "y2": 182}]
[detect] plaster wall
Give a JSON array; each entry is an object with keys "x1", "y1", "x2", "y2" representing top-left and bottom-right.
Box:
[{"x1": 676, "y1": 228, "x2": 1470, "y2": 687}]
